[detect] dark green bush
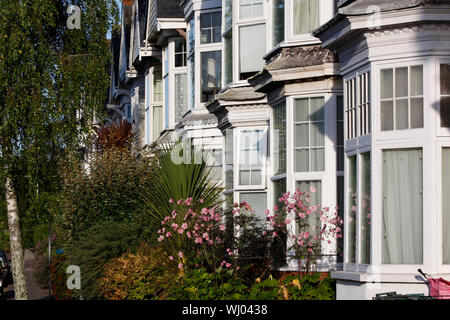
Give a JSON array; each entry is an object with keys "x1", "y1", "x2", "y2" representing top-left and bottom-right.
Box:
[
  {"x1": 166, "y1": 268, "x2": 249, "y2": 300},
  {"x1": 63, "y1": 217, "x2": 159, "y2": 300},
  {"x1": 59, "y1": 149, "x2": 157, "y2": 240}
]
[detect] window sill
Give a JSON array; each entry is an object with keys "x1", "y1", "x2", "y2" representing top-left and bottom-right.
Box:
[{"x1": 332, "y1": 270, "x2": 450, "y2": 283}]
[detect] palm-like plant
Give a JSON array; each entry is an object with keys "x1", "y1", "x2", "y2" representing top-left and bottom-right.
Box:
[
  {"x1": 143, "y1": 142, "x2": 224, "y2": 225},
  {"x1": 94, "y1": 119, "x2": 138, "y2": 151}
]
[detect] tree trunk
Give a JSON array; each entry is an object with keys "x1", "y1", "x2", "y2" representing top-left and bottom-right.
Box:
[{"x1": 5, "y1": 175, "x2": 28, "y2": 300}]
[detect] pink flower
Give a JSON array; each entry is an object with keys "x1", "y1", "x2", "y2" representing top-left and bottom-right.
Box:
[
  {"x1": 166, "y1": 232, "x2": 172, "y2": 237},
  {"x1": 262, "y1": 231, "x2": 267, "y2": 236},
  {"x1": 178, "y1": 251, "x2": 184, "y2": 258},
  {"x1": 177, "y1": 228, "x2": 184, "y2": 234},
  {"x1": 219, "y1": 225, "x2": 226, "y2": 231},
  {"x1": 181, "y1": 223, "x2": 188, "y2": 230},
  {"x1": 308, "y1": 248, "x2": 313, "y2": 253},
  {"x1": 310, "y1": 186, "x2": 316, "y2": 193},
  {"x1": 199, "y1": 198, "x2": 204, "y2": 203},
  {"x1": 187, "y1": 231, "x2": 192, "y2": 238},
  {"x1": 265, "y1": 209, "x2": 270, "y2": 216},
  {"x1": 273, "y1": 231, "x2": 278, "y2": 237},
  {"x1": 195, "y1": 237, "x2": 203, "y2": 244},
  {"x1": 178, "y1": 263, "x2": 183, "y2": 269},
  {"x1": 285, "y1": 219, "x2": 292, "y2": 224},
  {"x1": 169, "y1": 256, "x2": 174, "y2": 261},
  {"x1": 303, "y1": 231, "x2": 310, "y2": 239},
  {"x1": 158, "y1": 235, "x2": 164, "y2": 242},
  {"x1": 225, "y1": 263, "x2": 231, "y2": 268},
  {"x1": 169, "y1": 198, "x2": 174, "y2": 203}
]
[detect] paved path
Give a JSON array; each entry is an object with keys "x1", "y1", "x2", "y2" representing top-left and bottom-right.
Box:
[{"x1": 5, "y1": 249, "x2": 50, "y2": 300}]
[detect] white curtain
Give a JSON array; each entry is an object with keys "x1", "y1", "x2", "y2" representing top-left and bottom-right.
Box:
[
  {"x1": 293, "y1": 0, "x2": 319, "y2": 35},
  {"x1": 442, "y1": 148, "x2": 450, "y2": 264},
  {"x1": 382, "y1": 149, "x2": 423, "y2": 264},
  {"x1": 239, "y1": 24, "x2": 266, "y2": 73}
]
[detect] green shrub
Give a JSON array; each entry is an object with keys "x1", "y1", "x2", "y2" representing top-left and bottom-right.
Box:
[
  {"x1": 99, "y1": 244, "x2": 177, "y2": 300},
  {"x1": 166, "y1": 268, "x2": 249, "y2": 300},
  {"x1": 59, "y1": 149, "x2": 157, "y2": 240},
  {"x1": 64, "y1": 217, "x2": 159, "y2": 300}
]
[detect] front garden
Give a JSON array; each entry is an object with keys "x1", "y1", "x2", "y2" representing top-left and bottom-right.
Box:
[{"x1": 27, "y1": 123, "x2": 342, "y2": 300}]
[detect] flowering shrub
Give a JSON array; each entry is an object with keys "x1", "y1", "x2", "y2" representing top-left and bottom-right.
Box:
[
  {"x1": 268, "y1": 187, "x2": 343, "y2": 272},
  {"x1": 157, "y1": 198, "x2": 231, "y2": 272}
]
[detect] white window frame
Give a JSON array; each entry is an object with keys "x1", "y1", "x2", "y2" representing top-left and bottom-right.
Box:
[
  {"x1": 436, "y1": 143, "x2": 450, "y2": 274},
  {"x1": 373, "y1": 58, "x2": 428, "y2": 142},
  {"x1": 168, "y1": 37, "x2": 188, "y2": 126},
  {"x1": 195, "y1": 8, "x2": 223, "y2": 107},
  {"x1": 145, "y1": 71, "x2": 151, "y2": 145},
  {"x1": 370, "y1": 142, "x2": 430, "y2": 274},
  {"x1": 436, "y1": 58, "x2": 450, "y2": 137},
  {"x1": 234, "y1": 126, "x2": 268, "y2": 190},
  {"x1": 232, "y1": 0, "x2": 269, "y2": 84},
  {"x1": 149, "y1": 66, "x2": 163, "y2": 143},
  {"x1": 285, "y1": 0, "x2": 334, "y2": 45},
  {"x1": 286, "y1": 93, "x2": 339, "y2": 262}
]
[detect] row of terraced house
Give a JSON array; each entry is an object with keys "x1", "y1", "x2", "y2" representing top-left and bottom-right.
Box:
[{"x1": 105, "y1": 0, "x2": 450, "y2": 299}]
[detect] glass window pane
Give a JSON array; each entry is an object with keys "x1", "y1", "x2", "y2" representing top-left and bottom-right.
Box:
[
  {"x1": 295, "y1": 181, "x2": 322, "y2": 241},
  {"x1": 310, "y1": 97, "x2": 324, "y2": 121},
  {"x1": 410, "y1": 65, "x2": 423, "y2": 96},
  {"x1": 310, "y1": 148, "x2": 324, "y2": 171},
  {"x1": 441, "y1": 64, "x2": 450, "y2": 95},
  {"x1": 295, "y1": 98, "x2": 309, "y2": 122},
  {"x1": 293, "y1": 0, "x2": 319, "y2": 35},
  {"x1": 347, "y1": 155, "x2": 357, "y2": 264},
  {"x1": 381, "y1": 69, "x2": 393, "y2": 99},
  {"x1": 442, "y1": 148, "x2": 450, "y2": 264},
  {"x1": 441, "y1": 96, "x2": 450, "y2": 128},
  {"x1": 395, "y1": 67, "x2": 408, "y2": 98},
  {"x1": 360, "y1": 153, "x2": 371, "y2": 265},
  {"x1": 295, "y1": 124, "x2": 309, "y2": 148},
  {"x1": 381, "y1": 101, "x2": 394, "y2": 131},
  {"x1": 337, "y1": 176, "x2": 345, "y2": 263},
  {"x1": 410, "y1": 98, "x2": 424, "y2": 129},
  {"x1": 311, "y1": 122, "x2": 324, "y2": 147},
  {"x1": 201, "y1": 51, "x2": 222, "y2": 103},
  {"x1": 272, "y1": 0, "x2": 285, "y2": 46},
  {"x1": 174, "y1": 73, "x2": 188, "y2": 122},
  {"x1": 153, "y1": 68, "x2": 163, "y2": 102},
  {"x1": 295, "y1": 149, "x2": 309, "y2": 172},
  {"x1": 273, "y1": 178, "x2": 286, "y2": 204},
  {"x1": 382, "y1": 149, "x2": 423, "y2": 264},
  {"x1": 239, "y1": 24, "x2": 266, "y2": 74},
  {"x1": 225, "y1": 129, "x2": 233, "y2": 189},
  {"x1": 225, "y1": 32, "x2": 233, "y2": 84},
  {"x1": 152, "y1": 105, "x2": 163, "y2": 139},
  {"x1": 273, "y1": 101, "x2": 286, "y2": 175},
  {"x1": 395, "y1": 99, "x2": 409, "y2": 130},
  {"x1": 240, "y1": 192, "x2": 267, "y2": 221}
]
